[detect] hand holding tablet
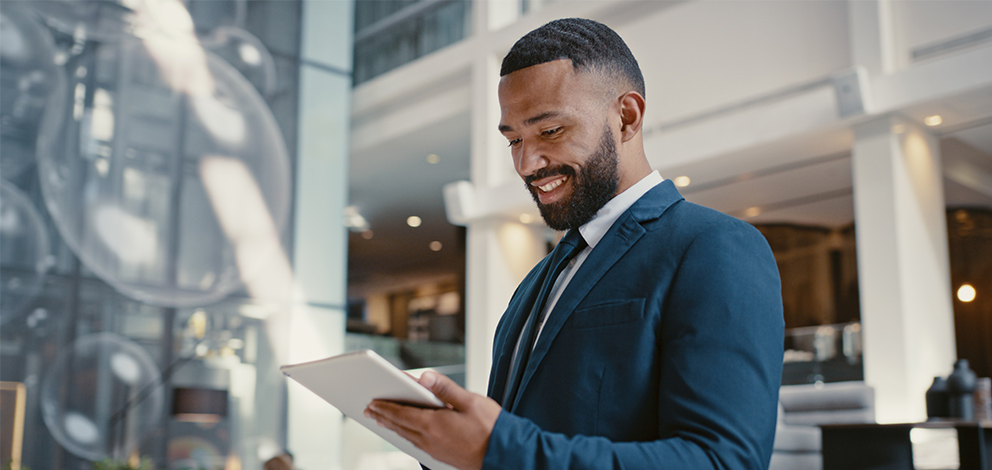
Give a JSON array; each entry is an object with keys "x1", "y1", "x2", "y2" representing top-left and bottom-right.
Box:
[{"x1": 281, "y1": 349, "x2": 455, "y2": 470}]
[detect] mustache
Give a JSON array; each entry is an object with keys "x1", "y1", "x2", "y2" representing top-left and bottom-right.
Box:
[{"x1": 523, "y1": 165, "x2": 576, "y2": 187}]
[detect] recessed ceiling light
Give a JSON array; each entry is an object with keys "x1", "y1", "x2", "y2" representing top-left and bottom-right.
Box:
[
  {"x1": 361, "y1": 230, "x2": 374, "y2": 240},
  {"x1": 407, "y1": 216, "x2": 422, "y2": 227},
  {"x1": 429, "y1": 241, "x2": 443, "y2": 251},
  {"x1": 957, "y1": 283, "x2": 976, "y2": 302},
  {"x1": 519, "y1": 214, "x2": 534, "y2": 224},
  {"x1": 426, "y1": 154, "x2": 440, "y2": 164},
  {"x1": 744, "y1": 207, "x2": 761, "y2": 218},
  {"x1": 673, "y1": 176, "x2": 691, "y2": 188},
  {"x1": 924, "y1": 115, "x2": 943, "y2": 126}
]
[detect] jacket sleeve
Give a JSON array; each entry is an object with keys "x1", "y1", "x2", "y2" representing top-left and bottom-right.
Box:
[{"x1": 481, "y1": 223, "x2": 785, "y2": 470}]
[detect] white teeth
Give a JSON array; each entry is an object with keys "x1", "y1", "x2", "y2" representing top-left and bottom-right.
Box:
[{"x1": 538, "y1": 177, "x2": 566, "y2": 193}]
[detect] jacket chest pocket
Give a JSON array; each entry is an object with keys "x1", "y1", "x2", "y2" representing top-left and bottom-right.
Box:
[{"x1": 567, "y1": 298, "x2": 645, "y2": 330}]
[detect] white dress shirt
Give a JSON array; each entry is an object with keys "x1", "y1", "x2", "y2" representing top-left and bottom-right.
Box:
[
  {"x1": 503, "y1": 170, "x2": 664, "y2": 393},
  {"x1": 533, "y1": 170, "x2": 663, "y2": 342}
]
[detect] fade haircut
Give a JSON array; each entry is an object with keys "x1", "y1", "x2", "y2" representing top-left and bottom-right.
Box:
[{"x1": 500, "y1": 18, "x2": 645, "y2": 97}]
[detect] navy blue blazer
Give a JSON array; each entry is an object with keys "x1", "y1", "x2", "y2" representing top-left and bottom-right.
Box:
[{"x1": 482, "y1": 180, "x2": 784, "y2": 470}]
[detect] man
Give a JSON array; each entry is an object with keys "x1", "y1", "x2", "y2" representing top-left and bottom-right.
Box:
[
  {"x1": 263, "y1": 452, "x2": 294, "y2": 470},
  {"x1": 365, "y1": 18, "x2": 784, "y2": 470}
]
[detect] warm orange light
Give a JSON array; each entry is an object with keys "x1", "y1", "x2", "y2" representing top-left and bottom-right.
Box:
[
  {"x1": 673, "y1": 176, "x2": 691, "y2": 188},
  {"x1": 519, "y1": 213, "x2": 534, "y2": 224},
  {"x1": 957, "y1": 284, "x2": 976, "y2": 302},
  {"x1": 744, "y1": 207, "x2": 761, "y2": 218},
  {"x1": 407, "y1": 216, "x2": 422, "y2": 227},
  {"x1": 924, "y1": 115, "x2": 943, "y2": 126},
  {"x1": 429, "y1": 241, "x2": 443, "y2": 251}
]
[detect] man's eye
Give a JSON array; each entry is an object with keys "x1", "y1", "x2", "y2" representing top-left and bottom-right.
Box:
[
  {"x1": 507, "y1": 138, "x2": 521, "y2": 147},
  {"x1": 542, "y1": 127, "x2": 561, "y2": 136}
]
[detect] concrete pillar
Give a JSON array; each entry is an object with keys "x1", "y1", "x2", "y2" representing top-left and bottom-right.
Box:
[
  {"x1": 476, "y1": 0, "x2": 522, "y2": 34},
  {"x1": 463, "y1": 53, "x2": 547, "y2": 394},
  {"x1": 848, "y1": 0, "x2": 899, "y2": 77},
  {"x1": 851, "y1": 115, "x2": 956, "y2": 424},
  {"x1": 284, "y1": 1, "x2": 353, "y2": 469}
]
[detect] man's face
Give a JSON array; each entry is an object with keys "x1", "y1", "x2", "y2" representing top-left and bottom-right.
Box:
[{"x1": 498, "y1": 60, "x2": 620, "y2": 231}]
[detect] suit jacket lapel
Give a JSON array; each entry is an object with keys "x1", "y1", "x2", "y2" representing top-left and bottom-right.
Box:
[{"x1": 508, "y1": 180, "x2": 685, "y2": 411}]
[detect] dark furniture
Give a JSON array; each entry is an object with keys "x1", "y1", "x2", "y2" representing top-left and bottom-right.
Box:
[{"x1": 821, "y1": 421, "x2": 991, "y2": 470}]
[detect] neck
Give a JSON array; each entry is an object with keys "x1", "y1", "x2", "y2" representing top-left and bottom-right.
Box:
[{"x1": 616, "y1": 144, "x2": 652, "y2": 195}]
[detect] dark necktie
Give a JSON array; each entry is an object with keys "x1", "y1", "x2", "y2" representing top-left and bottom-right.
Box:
[{"x1": 503, "y1": 229, "x2": 587, "y2": 409}]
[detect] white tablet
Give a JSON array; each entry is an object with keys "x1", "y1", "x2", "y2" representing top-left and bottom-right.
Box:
[{"x1": 280, "y1": 349, "x2": 454, "y2": 470}]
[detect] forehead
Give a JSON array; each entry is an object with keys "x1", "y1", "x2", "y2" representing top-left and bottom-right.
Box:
[{"x1": 498, "y1": 60, "x2": 602, "y2": 125}]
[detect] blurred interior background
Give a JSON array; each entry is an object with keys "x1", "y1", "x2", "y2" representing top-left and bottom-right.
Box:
[{"x1": 1, "y1": 1, "x2": 990, "y2": 469}]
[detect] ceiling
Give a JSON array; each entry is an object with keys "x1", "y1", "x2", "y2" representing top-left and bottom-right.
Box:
[
  {"x1": 346, "y1": 102, "x2": 992, "y2": 300},
  {"x1": 346, "y1": 111, "x2": 471, "y2": 296}
]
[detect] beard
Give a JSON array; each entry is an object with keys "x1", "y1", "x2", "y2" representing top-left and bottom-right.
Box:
[{"x1": 525, "y1": 125, "x2": 620, "y2": 231}]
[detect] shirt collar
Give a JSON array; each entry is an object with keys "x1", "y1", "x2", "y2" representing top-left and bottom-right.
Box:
[{"x1": 577, "y1": 171, "x2": 663, "y2": 249}]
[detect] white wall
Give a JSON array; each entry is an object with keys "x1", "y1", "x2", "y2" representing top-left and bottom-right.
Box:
[{"x1": 624, "y1": 1, "x2": 851, "y2": 125}]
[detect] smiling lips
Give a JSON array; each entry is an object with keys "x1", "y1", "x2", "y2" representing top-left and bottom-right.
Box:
[
  {"x1": 531, "y1": 175, "x2": 570, "y2": 204},
  {"x1": 534, "y1": 175, "x2": 568, "y2": 193}
]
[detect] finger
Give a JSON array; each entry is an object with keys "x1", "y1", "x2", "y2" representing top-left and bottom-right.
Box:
[
  {"x1": 367, "y1": 400, "x2": 433, "y2": 431},
  {"x1": 420, "y1": 371, "x2": 472, "y2": 410},
  {"x1": 364, "y1": 404, "x2": 425, "y2": 442}
]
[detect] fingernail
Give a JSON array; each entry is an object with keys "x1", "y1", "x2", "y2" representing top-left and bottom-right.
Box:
[
  {"x1": 420, "y1": 371, "x2": 437, "y2": 388},
  {"x1": 363, "y1": 409, "x2": 371, "y2": 418}
]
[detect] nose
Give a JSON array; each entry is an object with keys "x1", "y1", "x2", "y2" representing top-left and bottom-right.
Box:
[{"x1": 515, "y1": 140, "x2": 547, "y2": 178}]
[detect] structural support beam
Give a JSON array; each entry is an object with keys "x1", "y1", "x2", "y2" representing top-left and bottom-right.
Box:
[
  {"x1": 285, "y1": 1, "x2": 352, "y2": 468},
  {"x1": 852, "y1": 115, "x2": 956, "y2": 424},
  {"x1": 463, "y1": 53, "x2": 547, "y2": 394},
  {"x1": 848, "y1": 0, "x2": 899, "y2": 77}
]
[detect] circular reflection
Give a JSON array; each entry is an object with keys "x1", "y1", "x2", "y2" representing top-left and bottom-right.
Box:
[
  {"x1": 65, "y1": 412, "x2": 100, "y2": 445},
  {"x1": 41, "y1": 333, "x2": 163, "y2": 461},
  {"x1": 110, "y1": 352, "x2": 143, "y2": 384},
  {"x1": 0, "y1": 4, "x2": 66, "y2": 178},
  {"x1": 0, "y1": 180, "x2": 52, "y2": 324},
  {"x1": 36, "y1": 32, "x2": 292, "y2": 307},
  {"x1": 202, "y1": 26, "x2": 277, "y2": 97}
]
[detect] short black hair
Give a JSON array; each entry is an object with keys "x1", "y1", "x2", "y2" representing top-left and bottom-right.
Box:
[{"x1": 500, "y1": 18, "x2": 645, "y2": 97}]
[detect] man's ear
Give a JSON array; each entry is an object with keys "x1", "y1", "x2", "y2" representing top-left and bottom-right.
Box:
[{"x1": 618, "y1": 91, "x2": 646, "y2": 142}]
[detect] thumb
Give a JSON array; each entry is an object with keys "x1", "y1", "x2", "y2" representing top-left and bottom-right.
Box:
[{"x1": 420, "y1": 371, "x2": 472, "y2": 409}]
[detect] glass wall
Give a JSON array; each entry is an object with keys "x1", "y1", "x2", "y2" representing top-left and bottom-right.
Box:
[
  {"x1": 755, "y1": 224, "x2": 864, "y2": 385},
  {"x1": 0, "y1": 1, "x2": 350, "y2": 469},
  {"x1": 352, "y1": 0, "x2": 472, "y2": 85},
  {"x1": 947, "y1": 208, "x2": 992, "y2": 380}
]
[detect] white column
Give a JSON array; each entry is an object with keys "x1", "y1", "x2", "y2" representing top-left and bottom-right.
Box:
[
  {"x1": 463, "y1": 53, "x2": 547, "y2": 394},
  {"x1": 851, "y1": 115, "x2": 956, "y2": 424},
  {"x1": 285, "y1": 1, "x2": 353, "y2": 469},
  {"x1": 848, "y1": 0, "x2": 899, "y2": 77},
  {"x1": 482, "y1": 0, "x2": 522, "y2": 33}
]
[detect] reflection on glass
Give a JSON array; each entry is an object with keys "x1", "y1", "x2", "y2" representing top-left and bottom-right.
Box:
[
  {"x1": 0, "y1": 3, "x2": 65, "y2": 178},
  {"x1": 27, "y1": 0, "x2": 132, "y2": 44},
  {"x1": 353, "y1": 0, "x2": 471, "y2": 85},
  {"x1": 0, "y1": 180, "x2": 52, "y2": 324},
  {"x1": 185, "y1": 0, "x2": 247, "y2": 33},
  {"x1": 41, "y1": 332, "x2": 163, "y2": 461},
  {"x1": 34, "y1": 0, "x2": 292, "y2": 307},
  {"x1": 201, "y1": 26, "x2": 278, "y2": 97}
]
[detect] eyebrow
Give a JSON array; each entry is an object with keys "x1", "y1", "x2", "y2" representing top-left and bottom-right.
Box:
[{"x1": 498, "y1": 112, "x2": 562, "y2": 133}]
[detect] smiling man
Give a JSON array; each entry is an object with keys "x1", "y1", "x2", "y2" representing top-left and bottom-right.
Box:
[{"x1": 365, "y1": 18, "x2": 785, "y2": 470}]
